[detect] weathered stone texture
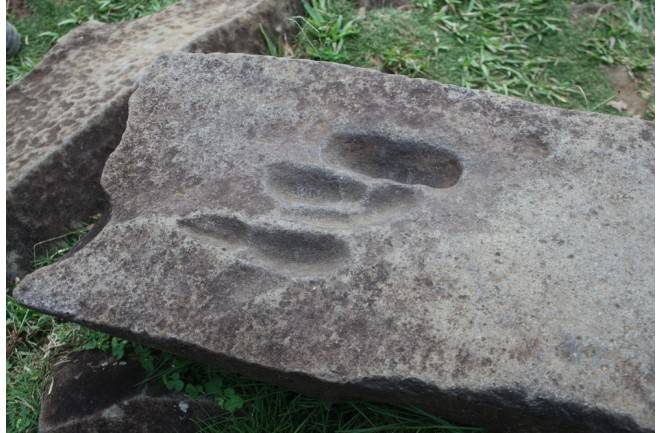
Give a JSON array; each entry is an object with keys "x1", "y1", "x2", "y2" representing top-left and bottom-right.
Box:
[
  {"x1": 15, "y1": 54, "x2": 654, "y2": 433},
  {"x1": 40, "y1": 350, "x2": 220, "y2": 433},
  {"x1": 6, "y1": 0, "x2": 299, "y2": 280}
]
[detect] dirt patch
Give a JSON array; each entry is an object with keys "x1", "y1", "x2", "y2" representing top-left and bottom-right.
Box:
[
  {"x1": 7, "y1": 0, "x2": 30, "y2": 19},
  {"x1": 605, "y1": 65, "x2": 648, "y2": 117},
  {"x1": 358, "y1": 0, "x2": 410, "y2": 10},
  {"x1": 571, "y1": 2, "x2": 616, "y2": 20}
]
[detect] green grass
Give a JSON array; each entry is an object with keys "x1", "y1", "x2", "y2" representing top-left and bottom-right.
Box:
[
  {"x1": 6, "y1": 0, "x2": 654, "y2": 432},
  {"x1": 10, "y1": 0, "x2": 655, "y2": 115},
  {"x1": 285, "y1": 0, "x2": 654, "y2": 119}
]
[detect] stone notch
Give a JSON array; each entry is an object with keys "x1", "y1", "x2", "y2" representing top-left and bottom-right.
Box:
[
  {"x1": 15, "y1": 54, "x2": 654, "y2": 433},
  {"x1": 39, "y1": 350, "x2": 220, "y2": 433},
  {"x1": 6, "y1": 0, "x2": 300, "y2": 281}
]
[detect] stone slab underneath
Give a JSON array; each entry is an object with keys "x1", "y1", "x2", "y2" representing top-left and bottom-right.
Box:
[{"x1": 40, "y1": 350, "x2": 220, "y2": 433}]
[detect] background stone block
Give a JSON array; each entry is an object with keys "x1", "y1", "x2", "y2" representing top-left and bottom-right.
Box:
[{"x1": 6, "y1": 0, "x2": 299, "y2": 280}]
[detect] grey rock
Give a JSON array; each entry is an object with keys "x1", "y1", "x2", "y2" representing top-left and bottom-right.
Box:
[
  {"x1": 6, "y1": 22, "x2": 21, "y2": 58},
  {"x1": 6, "y1": 0, "x2": 299, "y2": 281},
  {"x1": 15, "y1": 53, "x2": 654, "y2": 433},
  {"x1": 39, "y1": 350, "x2": 220, "y2": 433}
]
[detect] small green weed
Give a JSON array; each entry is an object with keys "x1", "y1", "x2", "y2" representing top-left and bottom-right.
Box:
[
  {"x1": 261, "y1": 24, "x2": 285, "y2": 56},
  {"x1": 294, "y1": 0, "x2": 360, "y2": 62},
  {"x1": 32, "y1": 218, "x2": 98, "y2": 269}
]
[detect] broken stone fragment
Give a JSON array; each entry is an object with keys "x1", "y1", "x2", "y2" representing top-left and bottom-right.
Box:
[
  {"x1": 6, "y1": 0, "x2": 299, "y2": 281},
  {"x1": 40, "y1": 350, "x2": 220, "y2": 433},
  {"x1": 15, "y1": 53, "x2": 654, "y2": 433}
]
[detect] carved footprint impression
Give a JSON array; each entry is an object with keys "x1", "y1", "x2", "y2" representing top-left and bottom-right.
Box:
[
  {"x1": 325, "y1": 133, "x2": 462, "y2": 189},
  {"x1": 265, "y1": 133, "x2": 463, "y2": 225},
  {"x1": 265, "y1": 162, "x2": 418, "y2": 225},
  {"x1": 178, "y1": 214, "x2": 349, "y2": 275},
  {"x1": 178, "y1": 133, "x2": 462, "y2": 276}
]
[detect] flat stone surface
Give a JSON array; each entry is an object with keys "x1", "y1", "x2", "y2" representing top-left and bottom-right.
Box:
[
  {"x1": 40, "y1": 350, "x2": 220, "y2": 433},
  {"x1": 16, "y1": 53, "x2": 654, "y2": 433},
  {"x1": 6, "y1": 0, "x2": 298, "y2": 281}
]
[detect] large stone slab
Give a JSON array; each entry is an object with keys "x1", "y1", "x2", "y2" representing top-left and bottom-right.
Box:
[
  {"x1": 40, "y1": 350, "x2": 220, "y2": 433},
  {"x1": 6, "y1": 0, "x2": 299, "y2": 281},
  {"x1": 15, "y1": 53, "x2": 654, "y2": 433}
]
